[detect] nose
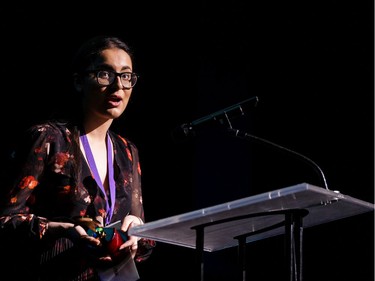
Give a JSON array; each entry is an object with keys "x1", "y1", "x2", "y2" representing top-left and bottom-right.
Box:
[{"x1": 112, "y1": 76, "x2": 126, "y2": 89}]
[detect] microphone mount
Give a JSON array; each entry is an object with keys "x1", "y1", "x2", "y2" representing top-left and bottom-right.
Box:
[{"x1": 178, "y1": 96, "x2": 259, "y2": 137}]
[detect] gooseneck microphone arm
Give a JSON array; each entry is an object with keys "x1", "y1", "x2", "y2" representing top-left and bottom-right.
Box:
[
  {"x1": 174, "y1": 96, "x2": 329, "y2": 190},
  {"x1": 227, "y1": 127, "x2": 329, "y2": 190}
]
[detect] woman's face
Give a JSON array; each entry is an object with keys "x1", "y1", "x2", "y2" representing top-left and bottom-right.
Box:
[{"x1": 79, "y1": 47, "x2": 135, "y2": 122}]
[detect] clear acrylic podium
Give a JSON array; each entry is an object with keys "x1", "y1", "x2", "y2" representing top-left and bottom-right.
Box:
[{"x1": 129, "y1": 183, "x2": 374, "y2": 281}]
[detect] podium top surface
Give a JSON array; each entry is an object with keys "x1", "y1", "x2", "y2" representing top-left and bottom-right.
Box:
[{"x1": 128, "y1": 183, "x2": 374, "y2": 252}]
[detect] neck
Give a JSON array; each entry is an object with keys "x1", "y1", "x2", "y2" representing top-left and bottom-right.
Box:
[{"x1": 82, "y1": 118, "x2": 113, "y2": 140}]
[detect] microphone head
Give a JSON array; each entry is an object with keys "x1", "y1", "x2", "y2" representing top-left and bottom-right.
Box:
[{"x1": 171, "y1": 123, "x2": 196, "y2": 142}]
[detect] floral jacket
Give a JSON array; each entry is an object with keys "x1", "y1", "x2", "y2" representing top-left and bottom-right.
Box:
[{"x1": 0, "y1": 121, "x2": 155, "y2": 280}]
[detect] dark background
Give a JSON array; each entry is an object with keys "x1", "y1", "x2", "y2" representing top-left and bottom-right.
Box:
[{"x1": 1, "y1": 1, "x2": 373, "y2": 280}]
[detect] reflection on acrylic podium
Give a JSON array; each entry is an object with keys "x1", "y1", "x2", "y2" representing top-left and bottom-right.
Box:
[{"x1": 129, "y1": 183, "x2": 374, "y2": 281}]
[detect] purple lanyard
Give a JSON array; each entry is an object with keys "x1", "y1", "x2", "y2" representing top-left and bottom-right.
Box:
[{"x1": 80, "y1": 132, "x2": 116, "y2": 225}]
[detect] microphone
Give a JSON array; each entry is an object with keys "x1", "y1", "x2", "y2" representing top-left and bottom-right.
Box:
[
  {"x1": 173, "y1": 96, "x2": 259, "y2": 139},
  {"x1": 171, "y1": 95, "x2": 329, "y2": 190},
  {"x1": 174, "y1": 96, "x2": 330, "y2": 189}
]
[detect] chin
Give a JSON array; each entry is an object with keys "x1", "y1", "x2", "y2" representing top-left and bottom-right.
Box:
[{"x1": 108, "y1": 107, "x2": 126, "y2": 117}]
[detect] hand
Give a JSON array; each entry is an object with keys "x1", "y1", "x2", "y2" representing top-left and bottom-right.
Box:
[
  {"x1": 118, "y1": 215, "x2": 144, "y2": 258},
  {"x1": 69, "y1": 224, "x2": 116, "y2": 264},
  {"x1": 45, "y1": 221, "x2": 111, "y2": 263}
]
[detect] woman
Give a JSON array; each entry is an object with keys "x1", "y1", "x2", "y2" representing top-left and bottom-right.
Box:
[{"x1": 0, "y1": 35, "x2": 155, "y2": 281}]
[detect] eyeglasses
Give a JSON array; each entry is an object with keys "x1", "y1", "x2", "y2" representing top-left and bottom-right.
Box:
[{"x1": 87, "y1": 70, "x2": 138, "y2": 89}]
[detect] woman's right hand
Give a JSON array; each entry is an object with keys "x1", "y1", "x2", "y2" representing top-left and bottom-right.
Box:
[
  {"x1": 46, "y1": 221, "x2": 92, "y2": 241},
  {"x1": 46, "y1": 222, "x2": 102, "y2": 252},
  {"x1": 46, "y1": 221, "x2": 116, "y2": 263}
]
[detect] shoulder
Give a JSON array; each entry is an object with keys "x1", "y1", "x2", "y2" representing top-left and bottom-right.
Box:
[
  {"x1": 10, "y1": 121, "x2": 75, "y2": 163},
  {"x1": 25, "y1": 120, "x2": 74, "y2": 143},
  {"x1": 109, "y1": 131, "x2": 140, "y2": 163},
  {"x1": 109, "y1": 131, "x2": 138, "y2": 151}
]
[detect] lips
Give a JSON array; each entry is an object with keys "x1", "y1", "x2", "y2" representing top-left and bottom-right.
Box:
[{"x1": 106, "y1": 95, "x2": 122, "y2": 107}]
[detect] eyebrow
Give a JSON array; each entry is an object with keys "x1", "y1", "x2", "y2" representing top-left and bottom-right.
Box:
[{"x1": 93, "y1": 63, "x2": 132, "y2": 72}]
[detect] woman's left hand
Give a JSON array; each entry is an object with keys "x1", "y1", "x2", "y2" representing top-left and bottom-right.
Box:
[{"x1": 118, "y1": 215, "x2": 143, "y2": 258}]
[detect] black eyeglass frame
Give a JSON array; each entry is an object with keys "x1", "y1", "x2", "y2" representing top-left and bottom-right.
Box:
[{"x1": 85, "y1": 70, "x2": 139, "y2": 89}]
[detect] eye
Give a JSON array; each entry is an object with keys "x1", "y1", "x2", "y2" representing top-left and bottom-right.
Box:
[
  {"x1": 98, "y1": 71, "x2": 111, "y2": 79},
  {"x1": 121, "y1": 72, "x2": 132, "y2": 80}
]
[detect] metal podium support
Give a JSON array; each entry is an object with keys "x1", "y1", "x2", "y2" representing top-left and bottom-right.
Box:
[
  {"x1": 128, "y1": 183, "x2": 374, "y2": 281},
  {"x1": 191, "y1": 208, "x2": 309, "y2": 281}
]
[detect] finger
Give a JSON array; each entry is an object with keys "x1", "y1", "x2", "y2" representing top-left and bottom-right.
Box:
[
  {"x1": 81, "y1": 235, "x2": 101, "y2": 246},
  {"x1": 98, "y1": 256, "x2": 112, "y2": 262},
  {"x1": 119, "y1": 237, "x2": 138, "y2": 250}
]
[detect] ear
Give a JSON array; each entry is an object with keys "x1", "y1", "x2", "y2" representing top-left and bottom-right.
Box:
[{"x1": 73, "y1": 73, "x2": 83, "y2": 92}]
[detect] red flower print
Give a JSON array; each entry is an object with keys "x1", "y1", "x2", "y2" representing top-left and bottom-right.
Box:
[
  {"x1": 126, "y1": 148, "x2": 133, "y2": 161},
  {"x1": 118, "y1": 135, "x2": 128, "y2": 146},
  {"x1": 98, "y1": 209, "x2": 107, "y2": 217},
  {"x1": 55, "y1": 152, "x2": 70, "y2": 166},
  {"x1": 53, "y1": 152, "x2": 72, "y2": 173},
  {"x1": 58, "y1": 185, "x2": 71, "y2": 195},
  {"x1": 19, "y1": 176, "x2": 38, "y2": 190},
  {"x1": 137, "y1": 162, "x2": 141, "y2": 175}
]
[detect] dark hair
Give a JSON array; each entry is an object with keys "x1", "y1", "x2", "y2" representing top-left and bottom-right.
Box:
[{"x1": 72, "y1": 35, "x2": 135, "y2": 75}]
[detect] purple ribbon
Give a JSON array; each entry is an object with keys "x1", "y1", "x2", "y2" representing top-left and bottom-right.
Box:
[{"x1": 80, "y1": 132, "x2": 116, "y2": 225}]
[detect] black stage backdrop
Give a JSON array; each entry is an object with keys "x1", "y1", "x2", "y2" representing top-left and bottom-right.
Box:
[{"x1": 1, "y1": 1, "x2": 373, "y2": 281}]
